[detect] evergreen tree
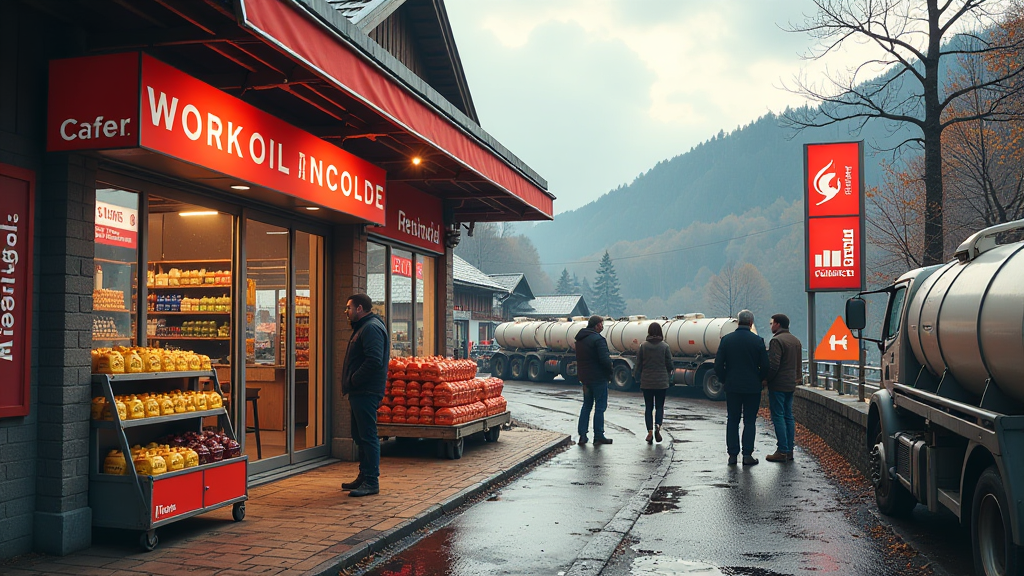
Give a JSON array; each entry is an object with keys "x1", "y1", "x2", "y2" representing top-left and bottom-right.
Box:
[
  {"x1": 555, "y1": 268, "x2": 573, "y2": 295},
  {"x1": 571, "y1": 273, "x2": 581, "y2": 294},
  {"x1": 592, "y1": 251, "x2": 625, "y2": 317},
  {"x1": 580, "y1": 277, "x2": 595, "y2": 311}
]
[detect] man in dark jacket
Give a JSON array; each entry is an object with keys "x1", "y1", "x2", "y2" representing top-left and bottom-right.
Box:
[
  {"x1": 714, "y1": 310, "x2": 769, "y2": 465},
  {"x1": 575, "y1": 315, "x2": 614, "y2": 446},
  {"x1": 765, "y1": 313, "x2": 802, "y2": 463},
  {"x1": 340, "y1": 293, "x2": 389, "y2": 496}
]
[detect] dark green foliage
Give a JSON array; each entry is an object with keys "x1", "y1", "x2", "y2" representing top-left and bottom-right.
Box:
[{"x1": 592, "y1": 252, "x2": 625, "y2": 318}]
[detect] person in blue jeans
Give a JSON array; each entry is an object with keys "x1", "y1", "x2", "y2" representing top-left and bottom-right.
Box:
[
  {"x1": 765, "y1": 313, "x2": 802, "y2": 463},
  {"x1": 575, "y1": 315, "x2": 614, "y2": 445}
]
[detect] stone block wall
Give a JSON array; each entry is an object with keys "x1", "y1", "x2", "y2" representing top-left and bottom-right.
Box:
[
  {"x1": 794, "y1": 386, "x2": 871, "y2": 479},
  {"x1": 330, "y1": 224, "x2": 367, "y2": 460}
]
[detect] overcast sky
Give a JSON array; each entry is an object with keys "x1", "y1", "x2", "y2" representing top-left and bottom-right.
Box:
[{"x1": 444, "y1": 1, "x2": 900, "y2": 214}]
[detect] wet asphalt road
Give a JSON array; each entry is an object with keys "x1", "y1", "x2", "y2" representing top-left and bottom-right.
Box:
[{"x1": 358, "y1": 379, "x2": 943, "y2": 576}]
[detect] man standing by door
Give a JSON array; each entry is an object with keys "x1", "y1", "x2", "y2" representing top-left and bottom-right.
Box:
[
  {"x1": 765, "y1": 313, "x2": 802, "y2": 463},
  {"x1": 341, "y1": 293, "x2": 389, "y2": 497},
  {"x1": 575, "y1": 315, "x2": 614, "y2": 446},
  {"x1": 714, "y1": 310, "x2": 769, "y2": 466}
]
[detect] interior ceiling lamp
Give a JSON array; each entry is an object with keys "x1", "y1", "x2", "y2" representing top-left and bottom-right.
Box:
[
  {"x1": 304, "y1": 206, "x2": 320, "y2": 211},
  {"x1": 411, "y1": 156, "x2": 422, "y2": 166},
  {"x1": 179, "y1": 211, "x2": 218, "y2": 217},
  {"x1": 230, "y1": 184, "x2": 250, "y2": 190}
]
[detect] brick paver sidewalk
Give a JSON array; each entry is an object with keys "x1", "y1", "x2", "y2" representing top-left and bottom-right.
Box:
[{"x1": 3, "y1": 428, "x2": 569, "y2": 576}]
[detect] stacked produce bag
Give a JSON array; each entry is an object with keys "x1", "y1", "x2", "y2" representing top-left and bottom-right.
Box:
[{"x1": 379, "y1": 357, "x2": 507, "y2": 425}]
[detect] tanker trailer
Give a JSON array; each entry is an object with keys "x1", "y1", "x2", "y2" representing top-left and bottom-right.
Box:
[
  {"x1": 662, "y1": 315, "x2": 743, "y2": 400},
  {"x1": 846, "y1": 220, "x2": 1024, "y2": 576},
  {"x1": 491, "y1": 319, "x2": 554, "y2": 381}
]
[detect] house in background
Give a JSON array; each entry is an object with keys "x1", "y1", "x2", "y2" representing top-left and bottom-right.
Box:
[
  {"x1": 453, "y1": 256, "x2": 510, "y2": 357},
  {"x1": 488, "y1": 273, "x2": 535, "y2": 321},
  {"x1": 510, "y1": 294, "x2": 591, "y2": 320}
]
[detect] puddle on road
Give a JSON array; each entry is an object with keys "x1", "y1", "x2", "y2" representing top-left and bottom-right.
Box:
[
  {"x1": 629, "y1": 557, "x2": 793, "y2": 576},
  {"x1": 361, "y1": 526, "x2": 455, "y2": 576},
  {"x1": 663, "y1": 414, "x2": 708, "y2": 421},
  {"x1": 642, "y1": 486, "x2": 687, "y2": 514}
]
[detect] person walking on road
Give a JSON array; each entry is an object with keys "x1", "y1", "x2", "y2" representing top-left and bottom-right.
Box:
[
  {"x1": 633, "y1": 322, "x2": 673, "y2": 444},
  {"x1": 765, "y1": 313, "x2": 802, "y2": 463},
  {"x1": 340, "y1": 293, "x2": 389, "y2": 497},
  {"x1": 714, "y1": 309, "x2": 769, "y2": 466},
  {"x1": 576, "y1": 315, "x2": 614, "y2": 446}
]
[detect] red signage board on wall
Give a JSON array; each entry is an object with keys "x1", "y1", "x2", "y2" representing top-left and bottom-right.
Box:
[
  {"x1": 0, "y1": 165, "x2": 35, "y2": 418},
  {"x1": 805, "y1": 142, "x2": 865, "y2": 292},
  {"x1": 47, "y1": 53, "x2": 387, "y2": 225},
  {"x1": 95, "y1": 200, "x2": 139, "y2": 249},
  {"x1": 372, "y1": 183, "x2": 444, "y2": 254}
]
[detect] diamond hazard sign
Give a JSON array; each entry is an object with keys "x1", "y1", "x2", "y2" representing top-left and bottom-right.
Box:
[{"x1": 814, "y1": 316, "x2": 860, "y2": 362}]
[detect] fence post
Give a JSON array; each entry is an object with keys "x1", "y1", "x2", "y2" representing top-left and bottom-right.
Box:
[
  {"x1": 835, "y1": 362, "x2": 843, "y2": 395},
  {"x1": 858, "y1": 346, "x2": 866, "y2": 401}
]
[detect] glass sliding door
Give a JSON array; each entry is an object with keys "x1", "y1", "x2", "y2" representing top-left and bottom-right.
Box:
[{"x1": 294, "y1": 231, "x2": 325, "y2": 454}]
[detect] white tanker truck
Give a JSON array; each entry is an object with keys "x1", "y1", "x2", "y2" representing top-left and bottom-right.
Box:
[
  {"x1": 846, "y1": 220, "x2": 1024, "y2": 576},
  {"x1": 489, "y1": 314, "x2": 744, "y2": 399}
]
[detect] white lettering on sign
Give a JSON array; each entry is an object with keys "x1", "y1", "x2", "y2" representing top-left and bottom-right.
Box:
[
  {"x1": 0, "y1": 213, "x2": 20, "y2": 361},
  {"x1": 142, "y1": 85, "x2": 389, "y2": 209},
  {"x1": 59, "y1": 116, "x2": 132, "y2": 141},
  {"x1": 154, "y1": 503, "x2": 177, "y2": 518},
  {"x1": 397, "y1": 210, "x2": 441, "y2": 246},
  {"x1": 95, "y1": 201, "x2": 139, "y2": 232}
]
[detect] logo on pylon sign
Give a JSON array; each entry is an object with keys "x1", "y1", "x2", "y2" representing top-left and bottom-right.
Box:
[{"x1": 814, "y1": 316, "x2": 860, "y2": 362}]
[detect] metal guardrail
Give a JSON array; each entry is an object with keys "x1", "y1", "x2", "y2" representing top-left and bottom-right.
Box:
[{"x1": 801, "y1": 359, "x2": 882, "y2": 400}]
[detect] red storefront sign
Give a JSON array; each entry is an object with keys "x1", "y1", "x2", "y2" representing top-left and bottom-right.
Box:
[
  {"x1": 95, "y1": 200, "x2": 138, "y2": 249},
  {"x1": 373, "y1": 184, "x2": 444, "y2": 254},
  {"x1": 0, "y1": 165, "x2": 35, "y2": 418},
  {"x1": 805, "y1": 142, "x2": 864, "y2": 292},
  {"x1": 47, "y1": 53, "x2": 386, "y2": 225}
]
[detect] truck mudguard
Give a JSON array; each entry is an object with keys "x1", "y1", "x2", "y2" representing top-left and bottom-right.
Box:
[{"x1": 868, "y1": 388, "x2": 904, "y2": 463}]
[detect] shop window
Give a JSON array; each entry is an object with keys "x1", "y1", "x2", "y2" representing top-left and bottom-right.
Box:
[
  {"x1": 390, "y1": 248, "x2": 413, "y2": 357},
  {"x1": 368, "y1": 242, "x2": 387, "y2": 320},
  {"x1": 416, "y1": 255, "x2": 435, "y2": 356},
  {"x1": 93, "y1": 188, "x2": 139, "y2": 349},
  {"x1": 295, "y1": 231, "x2": 325, "y2": 452}
]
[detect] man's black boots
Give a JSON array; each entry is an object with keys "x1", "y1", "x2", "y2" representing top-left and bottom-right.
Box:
[
  {"x1": 341, "y1": 475, "x2": 364, "y2": 491},
  {"x1": 349, "y1": 479, "x2": 380, "y2": 497}
]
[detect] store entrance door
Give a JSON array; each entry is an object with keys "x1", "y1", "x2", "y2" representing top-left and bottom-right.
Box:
[{"x1": 243, "y1": 218, "x2": 326, "y2": 473}]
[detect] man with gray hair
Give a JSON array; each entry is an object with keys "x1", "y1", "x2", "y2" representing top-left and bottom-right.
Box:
[{"x1": 714, "y1": 309, "x2": 769, "y2": 465}]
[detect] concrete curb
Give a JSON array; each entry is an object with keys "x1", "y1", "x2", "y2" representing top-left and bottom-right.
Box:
[
  {"x1": 564, "y1": 437, "x2": 675, "y2": 576},
  {"x1": 307, "y1": 433, "x2": 573, "y2": 576}
]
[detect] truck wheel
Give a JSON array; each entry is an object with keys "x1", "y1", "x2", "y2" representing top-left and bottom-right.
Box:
[
  {"x1": 526, "y1": 357, "x2": 544, "y2": 382},
  {"x1": 702, "y1": 371, "x2": 725, "y2": 401},
  {"x1": 492, "y1": 355, "x2": 510, "y2": 379},
  {"x1": 870, "y1": 430, "x2": 916, "y2": 516},
  {"x1": 610, "y1": 364, "x2": 634, "y2": 392},
  {"x1": 973, "y1": 466, "x2": 1024, "y2": 576},
  {"x1": 509, "y1": 357, "x2": 526, "y2": 380},
  {"x1": 559, "y1": 359, "x2": 579, "y2": 385}
]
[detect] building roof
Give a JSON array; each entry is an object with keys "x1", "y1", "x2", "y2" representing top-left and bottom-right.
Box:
[
  {"x1": 513, "y1": 294, "x2": 590, "y2": 318},
  {"x1": 327, "y1": 0, "x2": 478, "y2": 122},
  {"x1": 488, "y1": 273, "x2": 534, "y2": 300},
  {"x1": 453, "y1": 256, "x2": 510, "y2": 293},
  {"x1": 367, "y1": 273, "x2": 413, "y2": 303}
]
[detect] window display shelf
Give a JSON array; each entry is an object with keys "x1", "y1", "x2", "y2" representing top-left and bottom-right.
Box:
[
  {"x1": 152, "y1": 336, "x2": 230, "y2": 341},
  {"x1": 149, "y1": 259, "x2": 230, "y2": 265},
  {"x1": 147, "y1": 285, "x2": 232, "y2": 290},
  {"x1": 149, "y1": 311, "x2": 230, "y2": 315},
  {"x1": 95, "y1": 308, "x2": 131, "y2": 313},
  {"x1": 93, "y1": 337, "x2": 131, "y2": 341},
  {"x1": 92, "y1": 407, "x2": 228, "y2": 429}
]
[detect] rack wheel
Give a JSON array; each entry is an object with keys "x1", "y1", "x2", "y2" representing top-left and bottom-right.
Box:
[
  {"x1": 484, "y1": 427, "x2": 500, "y2": 443},
  {"x1": 444, "y1": 438, "x2": 464, "y2": 459},
  {"x1": 140, "y1": 530, "x2": 159, "y2": 552},
  {"x1": 232, "y1": 502, "x2": 246, "y2": 522}
]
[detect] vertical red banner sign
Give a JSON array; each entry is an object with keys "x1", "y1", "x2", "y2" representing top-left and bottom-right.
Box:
[
  {"x1": 805, "y1": 142, "x2": 865, "y2": 292},
  {"x1": 0, "y1": 165, "x2": 35, "y2": 418}
]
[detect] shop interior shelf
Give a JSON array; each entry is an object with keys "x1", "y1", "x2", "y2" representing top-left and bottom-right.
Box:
[
  {"x1": 92, "y1": 407, "x2": 227, "y2": 429},
  {"x1": 103, "y1": 370, "x2": 217, "y2": 382},
  {"x1": 152, "y1": 336, "x2": 230, "y2": 341},
  {"x1": 147, "y1": 285, "x2": 232, "y2": 290},
  {"x1": 95, "y1": 308, "x2": 131, "y2": 313},
  {"x1": 93, "y1": 337, "x2": 131, "y2": 341},
  {"x1": 149, "y1": 311, "x2": 230, "y2": 315},
  {"x1": 149, "y1": 259, "x2": 230, "y2": 265}
]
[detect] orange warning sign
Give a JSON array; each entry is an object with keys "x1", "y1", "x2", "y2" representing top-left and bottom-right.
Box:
[{"x1": 814, "y1": 316, "x2": 860, "y2": 362}]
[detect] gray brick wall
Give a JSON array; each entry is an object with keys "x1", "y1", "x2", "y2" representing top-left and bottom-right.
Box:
[
  {"x1": 794, "y1": 386, "x2": 871, "y2": 479},
  {"x1": 330, "y1": 224, "x2": 367, "y2": 460}
]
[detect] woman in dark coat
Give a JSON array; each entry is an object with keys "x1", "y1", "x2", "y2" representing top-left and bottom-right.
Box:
[{"x1": 633, "y1": 322, "x2": 673, "y2": 443}]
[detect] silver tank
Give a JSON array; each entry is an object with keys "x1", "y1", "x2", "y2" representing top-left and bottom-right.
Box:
[
  {"x1": 544, "y1": 320, "x2": 589, "y2": 352},
  {"x1": 602, "y1": 319, "x2": 622, "y2": 353},
  {"x1": 906, "y1": 228, "x2": 1024, "y2": 404},
  {"x1": 663, "y1": 316, "x2": 741, "y2": 356},
  {"x1": 605, "y1": 316, "x2": 664, "y2": 354},
  {"x1": 494, "y1": 320, "x2": 548, "y2": 350}
]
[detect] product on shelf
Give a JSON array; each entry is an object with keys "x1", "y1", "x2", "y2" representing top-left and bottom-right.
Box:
[
  {"x1": 92, "y1": 317, "x2": 127, "y2": 339},
  {"x1": 148, "y1": 267, "x2": 231, "y2": 288},
  {"x1": 93, "y1": 288, "x2": 126, "y2": 310},
  {"x1": 278, "y1": 295, "x2": 311, "y2": 315},
  {"x1": 91, "y1": 347, "x2": 212, "y2": 374},
  {"x1": 91, "y1": 388, "x2": 223, "y2": 421}
]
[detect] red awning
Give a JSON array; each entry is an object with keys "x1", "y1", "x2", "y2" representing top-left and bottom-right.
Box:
[{"x1": 239, "y1": 0, "x2": 553, "y2": 220}]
